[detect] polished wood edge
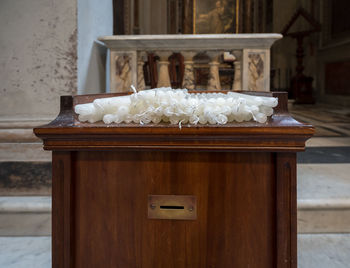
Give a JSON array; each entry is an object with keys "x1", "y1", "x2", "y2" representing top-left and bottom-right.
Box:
[
  {"x1": 41, "y1": 137, "x2": 310, "y2": 152},
  {"x1": 34, "y1": 124, "x2": 314, "y2": 133},
  {"x1": 37, "y1": 132, "x2": 311, "y2": 151},
  {"x1": 42, "y1": 146, "x2": 308, "y2": 152},
  {"x1": 52, "y1": 152, "x2": 75, "y2": 268}
]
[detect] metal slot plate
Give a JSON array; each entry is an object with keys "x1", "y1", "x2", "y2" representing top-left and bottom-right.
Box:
[{"x1": 148, "y1": 195, "x2": 197, "y2": 220}]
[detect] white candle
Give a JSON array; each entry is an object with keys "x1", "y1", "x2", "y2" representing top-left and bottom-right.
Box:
[{"x1": 74, "y1": 87, "x2": 278, "y2": 125}]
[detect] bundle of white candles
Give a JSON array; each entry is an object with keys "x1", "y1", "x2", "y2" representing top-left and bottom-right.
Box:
[{"x1": 74, "y1": 87, "x2": 278, "y2": 126}]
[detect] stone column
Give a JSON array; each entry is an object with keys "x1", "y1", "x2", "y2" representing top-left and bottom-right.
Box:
[
  {"x1": 232, "y1": 50, "x2": 242, "y2": 91},
  {"x1": 181, "y1": 51, "x2": 196, "y2": 90},
  {"x1": 207, "y1": 51, "x2": 221, "y2": 90},
  {"x1": 156, "y1": 51, "x2": 172, "y2": 88},
  {"x1": 137, "y1": 52, "x2": 146, "y2": 90}
]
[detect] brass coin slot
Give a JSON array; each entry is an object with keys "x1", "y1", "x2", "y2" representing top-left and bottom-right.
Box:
[
  {"x1": 160, "y1": 205, "x2": 184, "y2": 210},
  {"x1": 148, "y1": 195, "x2": 197, "y2": 220}
]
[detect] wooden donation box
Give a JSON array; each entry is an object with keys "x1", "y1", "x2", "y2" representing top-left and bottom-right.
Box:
[{"x1": 34, "y1": 92, "x2": 313, "y2": 268}]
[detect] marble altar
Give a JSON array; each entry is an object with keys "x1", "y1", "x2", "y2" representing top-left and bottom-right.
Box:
[{"x1": 98, "y1": 34, "x2": 282, "y2": 92}]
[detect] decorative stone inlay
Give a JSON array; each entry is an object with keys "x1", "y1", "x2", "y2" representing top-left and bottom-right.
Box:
[
  {"x1": 110, "y1": 51, "x2": 137, "y2": 93},
  {"x1": 137, "y1": 52, "x2": 147, "y2": 90},
  {"x1": 248, "y1": 52, "x2": 265, "y2": 91},
  {"x1": 242, "y1": 49, "x2": 270, "y2": 92},
  {"x1": 232, "y1": 50, "x2": 242, "y2": 91}
]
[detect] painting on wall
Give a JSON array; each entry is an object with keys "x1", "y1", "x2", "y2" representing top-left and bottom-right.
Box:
[{"x1": 193, "y1": 0, "x2": 239, "y2": 34}]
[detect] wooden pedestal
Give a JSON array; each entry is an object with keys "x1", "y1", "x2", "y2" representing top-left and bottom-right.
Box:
[{"x1": 34, "y1": 91, "x2": 313, "y2": 268}]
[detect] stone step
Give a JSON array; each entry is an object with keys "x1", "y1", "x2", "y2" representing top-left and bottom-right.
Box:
[
  {"x1": 0, "y1": 196, "x2": 51, "y2": 236},
  {"x1": 1, "y1": 196, "x2": 349, "y2": 236},
  {"x1": 0, "y1": 234, "x2": 349, "y2": 267},
  {"x1": 1, "y1": 162, "x2": 349, "y2": 236},
  {"x1": 298, "y1": 199, "x2": 350, "y2": 233},
  {"x1": 297, "y1": 163, "x2": 350, "y2": 233}
]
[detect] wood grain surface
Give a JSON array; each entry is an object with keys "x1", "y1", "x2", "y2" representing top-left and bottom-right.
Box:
[
  {"x1": 34, "y1": 91, "x2": 313, "y2": 268},
  {"x1": 72, "y1": 151, "x2": 275, "y2": 268}
]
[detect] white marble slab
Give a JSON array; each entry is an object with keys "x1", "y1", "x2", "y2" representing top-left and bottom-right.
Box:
[
  {"x1": 298, "y1": 164, "x2": 350, "y2": 200},
  {"x1": 99, "y1": 34, "x2": 282, "y2": 51},
  {"x1": 0, "y1": 197, "x2": 51, "y2": 213},
  {"x1": 306, "y1": 137, "x2": 350, "y2": 147},
  {"x1": 0, "y1": 197, "x2": 51, "y2": 236}
]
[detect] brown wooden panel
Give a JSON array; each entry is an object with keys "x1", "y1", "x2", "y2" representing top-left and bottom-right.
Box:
[
  {"x1": 72, "y1": 151, "x2": 275, "y2": 268},
  {"x1": 52, "y1": 151, "x2": 74, "y2": 268},
  {"x1": 34, "y1": 91, "x2": 312, "y2": 267},
  {"x1": 276, "y1": 153, "x2": 297, "y2": 268}
]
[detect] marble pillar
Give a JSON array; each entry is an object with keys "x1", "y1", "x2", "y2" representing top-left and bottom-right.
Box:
[
  {"x1": 110, "y1": 51, "x2": 137, "y2": 93},
  {"x1": 182, "y1": 51, "x2": 196, "y2": 90},
  {"x1": 137, "y1": 52, "x2": 146, "y2": 90},
  {"x1": 156, "y1": 51, "x2": 172, "y2": 88},
  {"x1": 207, "y1": 51, "x2": 221, "y2": 91},
  {"x1": 232, "y1": 50, "x2": 242, "y2": 91}
]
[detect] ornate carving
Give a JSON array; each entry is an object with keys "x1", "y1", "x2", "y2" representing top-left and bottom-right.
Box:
[
  {"x1": 248, "y1": 53, "x2": 264, "y2": 91},
  {"x1": 115, "y1": 54, "x2": 132, "y2": 92}
]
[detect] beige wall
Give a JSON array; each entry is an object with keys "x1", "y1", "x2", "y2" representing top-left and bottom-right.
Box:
[
  {"x1": 77, "y1": 0, "x2": 113, "y2": 94},
  {"x1": 0, "y1": 0, "x2": 78, "y2": 162},
  {"x1": 0, "y1": 0, "x2": 77, "y2": 119}
]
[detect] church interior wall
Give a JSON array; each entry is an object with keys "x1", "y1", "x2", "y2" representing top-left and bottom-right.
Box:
[
  {"x1": 77, "y1": 0, "x2": 113, "y2": 94},
  {"x1": 0, "y1": 0, "x2": 77, "y2": 164},
  {"x1": 317, "y1": 42, "x2": 350, "y2": 106},
  {"x1": 271, "y1": 0, "x2": 350, "y2": 106},
  {"x1": 0, "y1": 0, "x2": 115, "y2": 195},
  {"x1": 271, "y1": 0, "x2": 319, "y2": 93},
  {"x1": 0, "y1": 0, "x2": 77, "y2": 120}
]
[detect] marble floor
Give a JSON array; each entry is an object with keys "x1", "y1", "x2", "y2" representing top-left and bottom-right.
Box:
[
  {"x1": 1, "y1": 235, "x2": 350, "y2": 268},
  {"x1": 298, "y1": 163, "x2": 350, "y2": 200},
  {"x1": 0, "y1": 237, "x2": 50, "y2": 268},
  {"x1": 298, "y1": 234, "x2": 350, "y2": 268},
  {"x1": 290, "y1": 103, "x2": 350, "y2": 138}
]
